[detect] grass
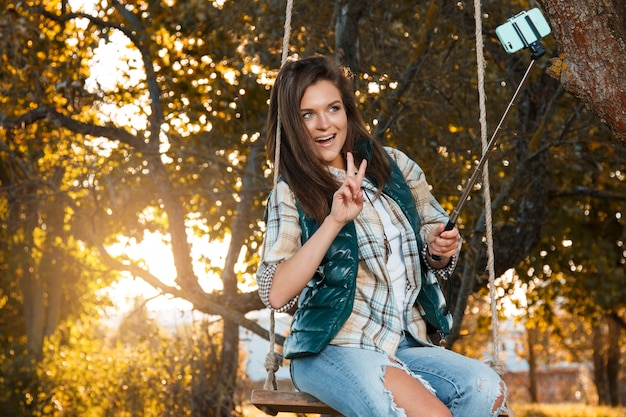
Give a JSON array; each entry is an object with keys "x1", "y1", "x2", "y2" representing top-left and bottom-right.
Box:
[
  {"x1": 242, "y1": 403, "x2": 626, "y2": 417},
  {"x1": 241, "y1": 404, "x2": 303, "y2": 417},
  {"x1": 511, "y1": 403, "x2": 626, "y2": 417}
]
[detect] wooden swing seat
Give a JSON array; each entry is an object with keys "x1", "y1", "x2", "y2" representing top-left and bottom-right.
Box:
[
  {"x1": 251, "y1": 389, "x2": 510, "y2": 416},
  {"x1": 251, "y1": 389, "x2": 340, "y2": 415}
]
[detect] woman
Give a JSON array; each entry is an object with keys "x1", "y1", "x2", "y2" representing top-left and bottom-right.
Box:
[{"x1": 256, "y1": 55, "x2": 508, "y2": 417}]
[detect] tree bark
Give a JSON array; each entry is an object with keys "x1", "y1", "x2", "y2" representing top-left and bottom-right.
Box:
[
  {"x1": 526, "y1": 327, "x2": 539, "y2": 403},
  {"x1": 215, "y1": 136, "x2": 264, "y2": 417},
  {"x1": 592, "y1": 323, "x2": 610, "y2": 405},
  {"x1": 42, "y1": 226, "x2": 64, "y2": 338},
  {"x1": 607, "y1": 313, "x2": 622, "y2": 406},
  {"x1": 17, "y1": 188, "x2": 46, "y2": 357},
  {"x1": 540, "y1": 0, "x2": 626, "y2": 143},
  {"x1": 335, "y1": 0, "x2": 369, "y2": 75}
]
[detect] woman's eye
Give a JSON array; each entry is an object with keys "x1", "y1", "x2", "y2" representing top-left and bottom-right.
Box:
[{"x1": 302, "y1": 112, "x2": 313, "y2": 119}]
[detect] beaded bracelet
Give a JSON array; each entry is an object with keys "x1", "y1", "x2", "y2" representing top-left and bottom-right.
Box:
[{"x1": 421, "y1": 243, "x2": 458, "y2": 280}]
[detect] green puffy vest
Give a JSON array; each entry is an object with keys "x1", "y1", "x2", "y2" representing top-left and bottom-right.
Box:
[{"x1": 283, "y1": 141, "x2": 452, "y2": 359}]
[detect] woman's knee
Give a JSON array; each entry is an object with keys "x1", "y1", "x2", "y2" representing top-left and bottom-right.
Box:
[
  {"x1": 485, "y1": 378, "x2": 507, "y2": 415},
  {"x1": 467, "y1": 367, "x2": 508, "y2": 416}
]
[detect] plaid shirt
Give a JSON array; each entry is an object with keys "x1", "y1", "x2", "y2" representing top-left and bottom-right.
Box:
[{"x1": 256, "y1": 147, "x2": 455, "y2": 355}]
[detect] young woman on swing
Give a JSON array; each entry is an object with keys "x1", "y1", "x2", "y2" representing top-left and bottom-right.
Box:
[{"x1": 256, "y1": 55, "x2": 508, "y2": 417}]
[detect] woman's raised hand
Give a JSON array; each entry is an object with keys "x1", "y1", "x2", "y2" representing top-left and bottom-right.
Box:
[{"x1": 329, "y1": 152, "x2": 367, "y2": 225}]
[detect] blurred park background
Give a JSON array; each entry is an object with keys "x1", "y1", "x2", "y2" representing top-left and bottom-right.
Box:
[{"x1": 1, "y1": 0, "x2": 625, "y2": 416}]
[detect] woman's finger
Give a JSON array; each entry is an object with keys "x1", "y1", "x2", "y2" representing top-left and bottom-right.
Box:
[
  {"x1": 346, "y1": 152, "x2": 355, "y2": 178},
  {"x1": 355, "y1": 159, "x2": 367, "y2": 188}
]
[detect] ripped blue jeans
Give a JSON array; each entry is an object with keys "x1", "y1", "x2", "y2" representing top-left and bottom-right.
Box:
[{"x1": 290, "y1": 333, "x2": 507, "y2": 417}]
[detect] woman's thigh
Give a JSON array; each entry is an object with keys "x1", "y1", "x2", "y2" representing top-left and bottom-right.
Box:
[
  {"x1": 290, "y1": 345, "x2": 408, "y2": 417},
  {"x1": 395, "y1": 340, "x2": 507, "y2": 417}
]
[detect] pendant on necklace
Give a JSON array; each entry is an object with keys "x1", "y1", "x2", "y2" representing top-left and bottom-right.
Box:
[{"x1": 383, "y1": 235, "x2": 391, "y2": 263}]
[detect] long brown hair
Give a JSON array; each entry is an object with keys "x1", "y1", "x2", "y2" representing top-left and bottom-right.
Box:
[{"x1": 266, "y1": 55, "x2": 390, "y2": 224}]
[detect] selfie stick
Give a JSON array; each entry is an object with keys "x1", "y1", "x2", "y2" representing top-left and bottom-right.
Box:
[
  {"x1": 441, "y1": 58, "x2": 536, "y2": 233},
  {"x1": 430, "y1": 37, "x2": 547, "y2": 261}
]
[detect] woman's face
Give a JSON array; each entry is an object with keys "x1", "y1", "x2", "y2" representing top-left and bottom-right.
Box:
[{"x1": 300, "y1": 80, "x2": 348, "y2": 170}]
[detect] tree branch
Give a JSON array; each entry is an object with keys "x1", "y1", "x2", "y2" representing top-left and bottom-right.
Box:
[
  {"x1": 371, "y1": 0, "x2": 442, "y2": 139},
  {"x1": 40, "y1": 2, "x2": 164, "y2": 151},
  {"x1": 549, "y1": 186, "x2": 626, "y2": 201},
  {"x1": 39, "y1": 7, "x2": 140, "y2": 47},
  {"x1": 110, "y1": 0, "x2": 164, "y2": 150},
  {"x1": 1, "y1": 106, "x2": 149, "y2": 151},
  {"x1": 95, "y1": 242, "x2": 284, "y2": 344}
]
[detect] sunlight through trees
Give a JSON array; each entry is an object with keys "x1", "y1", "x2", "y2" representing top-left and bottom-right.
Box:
[{"x1": 1, "y1": 0, "x2": 624, "y2": 415}]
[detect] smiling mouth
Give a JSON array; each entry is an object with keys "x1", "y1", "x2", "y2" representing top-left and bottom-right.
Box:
[{"x1": 315, "y1": 134, "x2": 335, "y2": 143}]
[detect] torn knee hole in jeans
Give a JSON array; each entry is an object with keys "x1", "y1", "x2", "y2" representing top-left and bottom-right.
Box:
[
  {"x1": 478, "y1": 378, "x2": 507, "y2": 414},
  {"x1": 384, "y1": 357, "x2": 437, "y2": 396},
  {"x1": 379, "y1": 359, "x2": 407, "y2": 417}
]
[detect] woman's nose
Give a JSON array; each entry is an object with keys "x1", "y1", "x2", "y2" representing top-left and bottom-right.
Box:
[{"x1": 316, "y1": 113, "x2": 330, "y2": 130}]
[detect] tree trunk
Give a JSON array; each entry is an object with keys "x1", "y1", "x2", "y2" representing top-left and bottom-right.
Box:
[
  {"x1": 335, "y1": 0, "x2": 369, "y2": 76},
  {"x1": 42, "y1": 173, "x2": 67, "y2": 338},
  {"x1": 526, "y1": 327, "x2": 539, "y2": 403},
  {"x1": 217, "y1": 140, "x2": 264, "y2": 415},
  {"x1": 540, "y1": 0, "x2": 626, "y2": 143},
  {"x1": 42, "y1": 244, "x2": 63, "y2": 338},
  {"x1": 607, "y1": 314, "x2": 622, "y2": 406},
  {"x1": 17, "y1": 189, "x2": 46, "y2": 358},
  {"x1": 592, "y1": 323, "x2": 610, "y2": 405},
  {"x1": 217, "y1": 323, "x2": 238, "y2": 416}
]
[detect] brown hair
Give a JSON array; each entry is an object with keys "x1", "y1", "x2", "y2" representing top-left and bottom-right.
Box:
[{"x1": 266, "y1": 55, "x2": 390, "y2": 224}]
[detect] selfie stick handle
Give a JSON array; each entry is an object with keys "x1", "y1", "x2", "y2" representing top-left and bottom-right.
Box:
[{"x1": 430, "y1": 59, "x2": 537, "y2": 261}]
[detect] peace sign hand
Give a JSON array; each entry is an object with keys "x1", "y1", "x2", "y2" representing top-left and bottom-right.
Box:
[{"x1": 329, "y1": 152, "x2": 367, "y2": 225}]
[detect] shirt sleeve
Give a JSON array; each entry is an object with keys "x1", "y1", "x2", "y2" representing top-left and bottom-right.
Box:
[{"x1": 256, "y1": 181, "x2": 301, "y2": 312}]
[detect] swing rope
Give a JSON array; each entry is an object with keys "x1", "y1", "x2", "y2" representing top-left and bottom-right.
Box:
[
  {"x1": 473, "y1": 0, "x2": 504, "y2": 375},
  {"x1": 271, "y1": 0, "x2": 293, "y2": 187},
  {"x1": 262, "y1": 0, "x2": 294, "y2": 394}
]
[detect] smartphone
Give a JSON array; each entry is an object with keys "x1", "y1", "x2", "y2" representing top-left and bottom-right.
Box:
[{"x1": 496, "y1": 8, "x2": 551, "y2": 54}]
